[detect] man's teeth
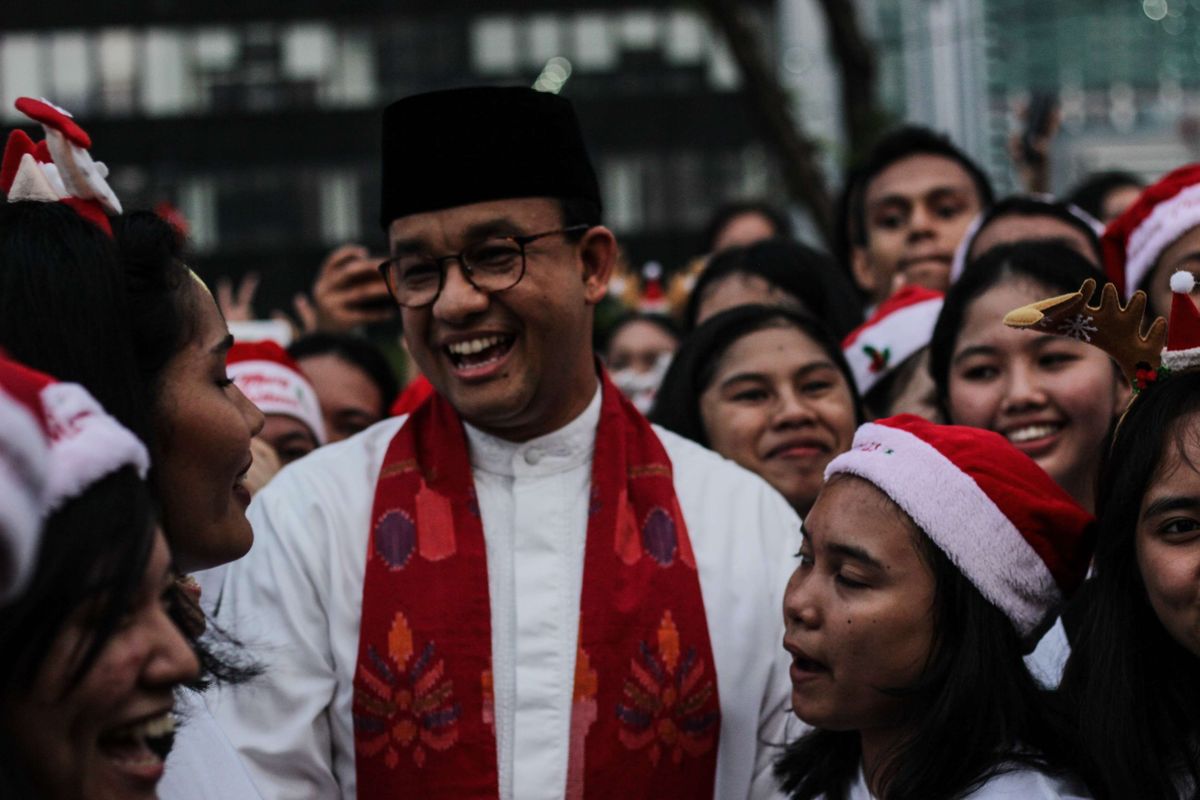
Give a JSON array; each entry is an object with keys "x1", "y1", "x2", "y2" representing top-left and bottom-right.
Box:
[
  {"x1": 447, "y1": 336, "x2": 504, "y2": 356},
  {"x1": 1007, "y1": 424, "x2": 1060, "y2": 444}
]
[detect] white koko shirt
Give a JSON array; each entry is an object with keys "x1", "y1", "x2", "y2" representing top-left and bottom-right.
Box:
[{"x1": 212, "y1": 388, "x2": 800, "y2": 799}]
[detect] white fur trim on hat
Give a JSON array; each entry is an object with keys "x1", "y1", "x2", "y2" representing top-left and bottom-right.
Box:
[
  {"x1": 949, "y1": 210, "x2": 986, "y2": 284},
  {"x1": 843, "y1": 297, "x2": 943, "y2": 395},
  {"x1": 228, "y1": 359, "x2": 327, "y2": 445},
  {"x1": 40, "y1": 382, "x2": 150, "y2": 512},
  {"x1": 1125, "y1": 182, "x2": 1200, "y2": 295},
  {"x1": 0, "y1": 389, "x2": 50, "y2": 603},
  {"x1": 824, "y1": 422, "x2": 1061, "y2": 640}
]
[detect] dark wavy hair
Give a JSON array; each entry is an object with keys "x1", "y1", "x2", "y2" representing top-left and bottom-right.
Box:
[
  {"x1": 776, "y1": 487, "x2": 1081, "y2": 799},
  {"x1": 288, "y1": 332, "x2": 400, "y2": 416},
  {"x1": 0, "y1": 202, "x2": 149, "y2": 441},
  {"x1": 928, "y1": 241, "x2": 1107, "y2": 419},
  {"x1": 683, "y1": 238, "x2": 864, "y2": 340},
  {"x1": 1057, "y1": 371, "x2": 1200, "y2": 800},
  {"x1": 700, "y1": 200, "x2": 793, "y2": 254},
  {"x1": 964, "y1": 195, "x2": 1103, "y2": 266},
  {"x1": 1065, "y1": 171, "x2": 1143, "y2": 223},
  {"x1": 649, "y1": 304, "x2": 863, "y2": 447}
]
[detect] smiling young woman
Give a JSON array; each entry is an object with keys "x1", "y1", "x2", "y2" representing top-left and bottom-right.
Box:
[
  {"x1": 1058, "y1": 370, "x2": 1200, "y2": 799},
  {"x1": 778, "y1": 416, "x2": 1095, "y2": 799},
  {"x1": 0, "y1": 361, "x2": 199, "y2": 800},
  {"x1": 929, "y1": 241, "x2": 1129, "y2": 513},
  {"x1": 649, "y1": 304, "x2": 863, "y2": 516}
]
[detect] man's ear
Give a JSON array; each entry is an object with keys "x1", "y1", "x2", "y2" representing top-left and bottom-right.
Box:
[
  {"x1": 850, "y1": 245, "x2": 877, "y2": 296},
  {"x1": 578, "y1": 226, "x2": 617, "y2": 305}
]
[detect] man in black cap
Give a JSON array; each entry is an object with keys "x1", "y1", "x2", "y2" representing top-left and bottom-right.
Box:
[{"x1": 214, "y1": 86, "x2": 798, "y2": 800}]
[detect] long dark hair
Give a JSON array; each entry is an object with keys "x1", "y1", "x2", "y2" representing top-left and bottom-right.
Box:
[
  {"x1": 648, "y1": 304, "x2": 864, "y2": 447},
  {"x1": 928, "y1": 241, "x2": 1107, "y2": 418},
  {"x1": 0, "y1": 202, "x2": 149, "y2": 442},
  {"x1": 776, "y1": 506, "x2": 1079, "y2": 799},
  {"x1": 1057, "y1": 372, "x2": 1200, "y2": 800},
  {"x1": 683, "y1": 238, "x2": 864, "y2": 339}
]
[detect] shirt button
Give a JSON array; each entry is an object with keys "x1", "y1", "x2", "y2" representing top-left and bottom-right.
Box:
[{"x1": 523, "y1": 448, "x2": 543, "y2": 466}]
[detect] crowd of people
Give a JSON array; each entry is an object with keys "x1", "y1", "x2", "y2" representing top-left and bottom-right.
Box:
[{"x1": 0, "y1": 83, "x2": 1197, "y2": 800}]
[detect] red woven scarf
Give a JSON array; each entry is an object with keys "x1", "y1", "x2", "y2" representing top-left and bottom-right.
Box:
[{"x1": 352, "y1": 374, "x2": 720, "y2": 798}]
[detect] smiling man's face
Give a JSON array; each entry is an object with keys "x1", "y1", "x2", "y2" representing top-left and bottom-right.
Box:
[
  {"x1": 391, "y1": 196, "x2": 614, "y2": 442},
  {"x1": 853, "y1": 154, "x2": 983, "y2": 305}
]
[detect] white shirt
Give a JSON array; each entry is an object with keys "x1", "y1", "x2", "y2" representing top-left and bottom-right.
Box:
[
  {"x1": 840, "y1": 763, "x2": 1092, "y2": 799},
  {"x1": 1025, "y1": 617, "x2": 1071, "y2": 688},
  {"x1": 212, "y1": 390, "x2": 801, "y2": 800},
  {"x1": 159, "y1": 688, "x2": 263, "y2": 800}
]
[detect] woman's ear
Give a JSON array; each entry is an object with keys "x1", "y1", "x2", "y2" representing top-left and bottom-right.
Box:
[
  {"x1": 1112, "y1": 368, "x2": 1133, "y2": 417},
  {"x1": 578, "y1": 226, "x2": 617, "y2": 305}
]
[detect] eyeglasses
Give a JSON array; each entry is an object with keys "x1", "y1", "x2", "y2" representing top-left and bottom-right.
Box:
[{"x1": 378, "y1": 224, "x2": 592, "y2": 308}]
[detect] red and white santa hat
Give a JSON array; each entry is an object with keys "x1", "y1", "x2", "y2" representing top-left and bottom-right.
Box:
[
  {"x1": 227, "y1": 341, "x2": 326, "y2": 445},
  {"x1": 0, "y1": 355, "x2": 150, "y2": 600},
  {"x1": 842, "y1": 286, "x2": 944, "y2": 395},
  {"x1": 825, "y1": 415, "x2": 1094, "y2": 646},
  {"x1": 1102, "y1": 163, "x2": 1200, "y2": 299},
  {"x1": 1162, "y1": 270, "x2": 1200, "y2": 372},
  {"x1": 1, "y1": 97, "x2": 121, "y2": 235}
]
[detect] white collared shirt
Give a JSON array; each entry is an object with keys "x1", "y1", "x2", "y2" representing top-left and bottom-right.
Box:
[{"x1": 212, "y1": 389, "x2": 800, "y2": 799}]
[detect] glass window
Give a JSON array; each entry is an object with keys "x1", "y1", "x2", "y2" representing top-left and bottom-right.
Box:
[
  {"x1": 0, "y1": 35, "x2": 45, "y2": 122},
  {"x1": 472, "y1": 16, "x2": 519, "y2": 75}
]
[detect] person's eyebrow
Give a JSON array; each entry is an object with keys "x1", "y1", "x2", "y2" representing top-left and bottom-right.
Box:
[
  {"x1": 924, "y1": 185, "x2": 973, "y2": 201},
  {"x1": 867, "y1": 194, "x2": 913, "y2": 212},
  {"x1": 719, "y1": 361, "x2": 838, "y2": 391},
  {"x1": 390, "y1": 217, "x2": 528, "y2": 256},
  {"x1": 951, "y1": 344, "x2": 995, "y2": 365},
  {"x1": 828, "y1": 542, "x2": 885, "y2": 571},
  {"x1": 273, "y1": 431, "x2": 317, "y2": 448},
  {"x1": 1141, "y1": 495, "x2": 1200, "y2": 522},
  {"x1": 210, "y1": 333, "x2": 234, "y2": 356}
]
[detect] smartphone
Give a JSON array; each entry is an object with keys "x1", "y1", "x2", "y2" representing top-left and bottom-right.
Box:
[{"x1": 1022, "y1": 92, "x2": 1058, "y2": 166}]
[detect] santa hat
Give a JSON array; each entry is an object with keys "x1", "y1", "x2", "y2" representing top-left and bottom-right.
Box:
[
  {"x1": 842, "y1": 286, "x2": 944, "y2": 395},
  {"x1": 825, "y1": 415, "x2": 1094, "y2": 647},
  {"x1": 1102, "y1": 164, "x2": 1200, "y2": 298},
  {"x1": 1162, "y1": 270, "x2": 1200, "y2": 372},
  {"x1": 1, "y1": 97, "x2": 121, "y2": 235},
  {"x1": 0, "y1": 356, "x2": 150, "y2": 601},
  {"x1": 0, "y1": 363, "x2": 50, "y2": 604},
  {"x1": 226, "y1": 341, "x2": 326, "y2": 445}
]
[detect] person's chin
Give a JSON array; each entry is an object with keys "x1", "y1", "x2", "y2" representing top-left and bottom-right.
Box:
[{"x1": 176, "y1": 514, "x2": 253, "y2": 572}]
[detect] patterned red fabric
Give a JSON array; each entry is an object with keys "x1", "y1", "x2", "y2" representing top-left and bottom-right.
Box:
[{"x1": 353, "y1": 372, "x2": 720, "y2": 799}]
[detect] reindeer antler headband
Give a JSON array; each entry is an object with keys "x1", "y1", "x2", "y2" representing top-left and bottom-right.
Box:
[
  {"x1": 1, "y1": 97, "x2": 121, "y2": 236},
  {"x1": 1004, "y1": 271, "x2": 1200, "y2": 395}
]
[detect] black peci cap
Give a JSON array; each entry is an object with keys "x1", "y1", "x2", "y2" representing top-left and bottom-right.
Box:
[{"x1": 379, "y1": 86, "x2": 601, "y2": 229}]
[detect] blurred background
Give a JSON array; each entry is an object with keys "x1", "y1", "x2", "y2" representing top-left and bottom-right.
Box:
[{"x1": 3, "y1": 0, "x2": 1198, "y2": 311}]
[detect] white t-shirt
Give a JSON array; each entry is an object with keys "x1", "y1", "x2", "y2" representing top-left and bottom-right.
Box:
[{"x1": 837, "y1": 762, "x2": 1092, "y2": 799}]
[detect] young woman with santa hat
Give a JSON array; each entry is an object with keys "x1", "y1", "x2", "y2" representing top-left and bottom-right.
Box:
[
  {"x1": 1014, "y1": 271, "x2": 1200, "y2": 799},
  {"x1": 778, "y1": 414, "x2": 1094, "y2": 799},
  {"x1": 0, "y1": 356, "x2": 200, "y2": 799}
]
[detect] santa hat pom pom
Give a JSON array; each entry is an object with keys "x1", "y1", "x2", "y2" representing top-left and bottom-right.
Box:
[{"x1": 1171, "y1": 270, "x2": 1195, "y2": 294}]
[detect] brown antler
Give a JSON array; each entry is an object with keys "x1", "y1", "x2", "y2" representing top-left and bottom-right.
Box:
[{"x1": 1003, "y1": 278, "x2": 1167, "y2": 384}]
